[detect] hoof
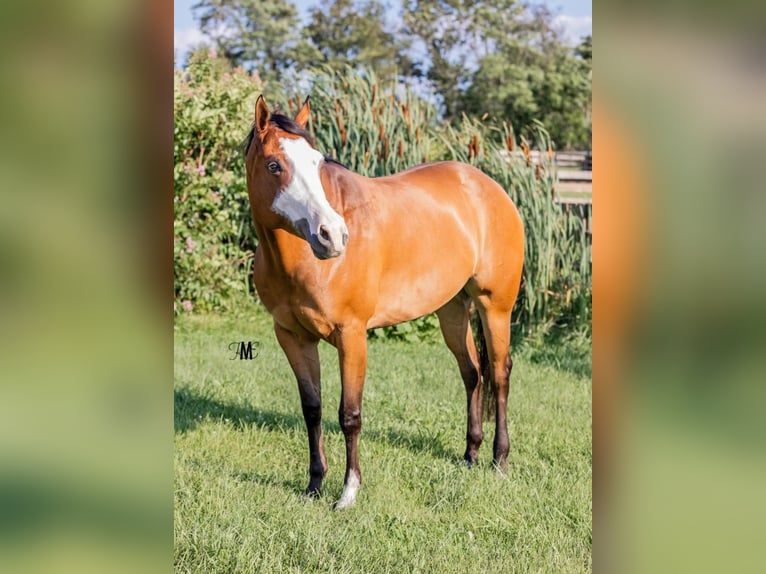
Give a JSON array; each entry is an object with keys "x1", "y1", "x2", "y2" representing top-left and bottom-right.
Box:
[
  {"x1": 301, "y1": 489, "x2": 321, "y2": 502},
  {"x1": 334, "y1": 496, "x2": 356, "y2": 510},
  {"x1": 492, "y1": 460, "x2": 508, "y2": 477}
]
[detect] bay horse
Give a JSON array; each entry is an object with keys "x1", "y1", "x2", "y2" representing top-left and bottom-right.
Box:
[{"x1": 244, "y1": 95, "x2": 524, "y2": 509}]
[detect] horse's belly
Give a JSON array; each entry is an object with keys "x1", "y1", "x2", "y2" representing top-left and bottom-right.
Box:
[{"x1": 367, "y1": 246, "x2": 474, "y2": 329}]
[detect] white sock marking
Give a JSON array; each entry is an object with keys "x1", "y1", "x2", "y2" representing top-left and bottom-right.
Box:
[{"x1": 336, "y1": 471, "x2": 360, "y2": 509}]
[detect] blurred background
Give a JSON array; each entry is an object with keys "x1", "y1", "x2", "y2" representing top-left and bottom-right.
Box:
[{"x1": 596, "y1": 4, "x2": 766, "y2": 572}]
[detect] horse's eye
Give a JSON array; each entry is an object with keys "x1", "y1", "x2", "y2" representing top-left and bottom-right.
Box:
[{"x1": 267, "y1": 161, "x2": 281, "y2": 175}]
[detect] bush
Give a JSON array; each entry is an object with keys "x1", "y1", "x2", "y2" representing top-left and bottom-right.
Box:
[
  {"x1": 174, "y1": 50, "x2": 262, "y2": 313},
  {"x1": 173, "y1": 52, "x2": 591, "y2": 338}
]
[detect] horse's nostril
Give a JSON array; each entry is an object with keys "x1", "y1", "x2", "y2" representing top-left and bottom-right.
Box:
[
  {"x1": 318, "y1": 225, "x2": 331, "y2": 242},
  {"x1": 342, "y1": 232, "x2": 349, "y2": 247}
]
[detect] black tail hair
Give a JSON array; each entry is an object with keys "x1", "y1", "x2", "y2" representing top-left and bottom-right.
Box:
[{"x1": 471, "y1": 309, "x2": 496, "y2": 422}]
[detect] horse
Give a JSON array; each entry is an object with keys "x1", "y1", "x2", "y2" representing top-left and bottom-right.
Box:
[{"x1": 244, "y1": 95, "x2": 524, "y2": 509}]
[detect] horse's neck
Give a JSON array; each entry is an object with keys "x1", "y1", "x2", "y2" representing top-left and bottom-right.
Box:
[
  {"x1": 254, "y1": 222, "x2": 313, "y2": 277},
  {"x1": 320, "y1": 162, "x2": 367, "y2": 215}
]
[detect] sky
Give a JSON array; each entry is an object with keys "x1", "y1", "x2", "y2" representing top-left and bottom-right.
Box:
[{"x1": 174, "y1": 0, "x2": 592, "y2": 66}]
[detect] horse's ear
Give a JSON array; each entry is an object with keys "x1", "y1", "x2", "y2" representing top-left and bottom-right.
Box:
[
  {"x1": 255, "y1": 95, "x2": 270, "y2": 133},
  {"x1": 294, "y1": 96, "x2": 311, "y2": 128}
]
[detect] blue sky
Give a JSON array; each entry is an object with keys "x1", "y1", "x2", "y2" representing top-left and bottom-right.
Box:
[{"x1": 174, "y1": 0, "x2": 592, "y2": 65}]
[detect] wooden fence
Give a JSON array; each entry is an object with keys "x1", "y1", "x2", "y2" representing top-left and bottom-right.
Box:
[{"x1": 553, "y1": 151, "x2": 591, "y2": 252}]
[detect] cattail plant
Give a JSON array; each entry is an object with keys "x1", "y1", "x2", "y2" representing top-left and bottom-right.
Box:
[{"x1": 302, "y1": 66, "x2": 432, "y2": 177}]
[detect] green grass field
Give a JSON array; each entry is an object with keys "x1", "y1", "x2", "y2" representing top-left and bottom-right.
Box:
[{"x1": 174, "y1": 307, "x2": 591, "y2": 573}]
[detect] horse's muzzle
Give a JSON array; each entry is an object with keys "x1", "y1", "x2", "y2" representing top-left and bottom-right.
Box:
[
  {"x1": 308, "y1": 228, "x2": 347, "y2": 259},
  {"x1": 294, "y1": 218, "x2": 348, "y2": 259}
]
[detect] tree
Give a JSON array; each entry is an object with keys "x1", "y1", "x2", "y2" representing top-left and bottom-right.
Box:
[
  {"x1": 192, "y1": 0, "x2": 315, "y2": 83},
  {"x1": 403, "y1": 0, "x2": 592, "y2": 148},
  {"x1": 304, "y1": 0, "x2": 412, "y2": 81},
  {"x1": 464, "y1": 39, "x2": 591, "y2": 149},
  {"x1": 403, "y1": 0, "x2": 544, "y2": 119},
  {"x1": 575, "y1": 34, "x2": 592, "y2": 61}
]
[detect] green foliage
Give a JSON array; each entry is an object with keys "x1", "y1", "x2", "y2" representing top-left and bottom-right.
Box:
[
  {"x1": 173, "y1": 52, "x2": 591, "y2": 339},
  {"x1": 190, "y1": 0, "x2": 591, "y2": 149},
  {"x1": 463, "y1": 43, "x2": 592, "y2": 149},
  {"x1": 192, "y1": 0, "x2": 312, "y2": 84},
  {"x1": 298, "y1": 67, "x2": 434, "y2": 175},
  {"x1": 305, "y1": 0, "x2": 412, "y2": 82},
  {"x1": 174, "y1": 311, "x2": 592, "y2": 572},
  {"x1": 403, "y1": 0, "x2": 592, "y2": 149},
  {"x1": 174, "y1": 51, "x2": 262, "y2": 313}
]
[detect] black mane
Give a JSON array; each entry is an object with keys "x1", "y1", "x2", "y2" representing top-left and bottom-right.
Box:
[
  {"x1": 242, "y1": 112, "x2": 315, "y2": 156},
  {"x1": 242, "y1": 112, "x2": 347, "y2": 169}
]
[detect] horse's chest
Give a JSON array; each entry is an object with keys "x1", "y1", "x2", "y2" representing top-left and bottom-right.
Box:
[{"x1": 254, "y1": 264, "x2": 335, "y2": 339}]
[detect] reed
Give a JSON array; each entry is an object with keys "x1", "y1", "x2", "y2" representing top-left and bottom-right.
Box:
[{"x1": 295, "y1": 67, "x2": 432, "y2": 178}]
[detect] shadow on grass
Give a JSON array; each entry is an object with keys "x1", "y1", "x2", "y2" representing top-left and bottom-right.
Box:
[
  {"x1": 522, "y1": 329, "x2": 592, "y2": 379},
  {"x1": 366, "y1": 428, "x2": 458, "y2": 462},
  {"x1": 175, "y1": 387, "x2": 459, "y2": 463},
  {"x1": 174, "y1": 387, "x2": 314, "y2": 434},
  {"x1": 527, "y1": 347, "x2": 592, "y2": 379},
  {"x1": 232, "y1": 471, "x2": 308, "y2": 495}
]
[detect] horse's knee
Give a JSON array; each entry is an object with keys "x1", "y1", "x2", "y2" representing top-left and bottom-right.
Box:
[
  {"x1": 339, "y1": 408, "x2": 361, "y2": 434},
  {"x1": 494, "y1": 354, "x2": 512, "y2": 390}
]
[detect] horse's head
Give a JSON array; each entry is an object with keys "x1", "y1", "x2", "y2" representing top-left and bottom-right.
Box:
[{"x1": 245, "y1": 95, "x2": 348, "y2": 260}]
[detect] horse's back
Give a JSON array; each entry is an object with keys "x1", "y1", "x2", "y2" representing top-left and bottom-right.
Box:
[
  {"x1": 359, "y1": 161, "x2": 524, "y2": 326},
  {"x1": 379, "y1": 160, "x2": 523, "y2": 268},
  {"x1": 427, "y1": 162, "x2": 524, "y2": 311}
]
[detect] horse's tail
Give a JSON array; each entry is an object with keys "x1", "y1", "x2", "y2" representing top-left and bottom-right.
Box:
[{"x1": 473, "y1": 310, "x2": 496, "y2": 422}]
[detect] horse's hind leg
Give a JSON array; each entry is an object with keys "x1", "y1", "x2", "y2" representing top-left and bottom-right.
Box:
[
  {"x1": 436, "y1": 294, "x2": 483, "y2": 465},
  {"x1": 474, "y1": 303, "x2": 514, "y2": 471},
  {"x1": 274, "y1": 323, "x2": 327, "y2": 496}
]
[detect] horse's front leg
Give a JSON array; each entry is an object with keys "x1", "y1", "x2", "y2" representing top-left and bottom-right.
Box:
[
  {"x1": 334, "y1": 325, "x2": 368, "y2": 509},
  {"x1": 274, "y1": 323, "x2": 327, "y2": 496}
]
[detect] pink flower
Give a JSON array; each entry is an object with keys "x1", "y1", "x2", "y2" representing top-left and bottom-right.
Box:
[
  {"x1": 185, "y1": 236, "x2": 196, "y2": 252},
  {"x1": 211, "y1": 191, "x2": 222, "y2": 203},
  {"x1": 182, "y1": 300, "x2": 193, "y2": 312},
  {"x1": 194, "y1": 165, "x2": 206, "y2": 176}
]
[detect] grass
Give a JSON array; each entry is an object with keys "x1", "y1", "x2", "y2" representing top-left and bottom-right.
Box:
[{"x1": 174, "y1": 306, "x2": 591, "y2": 573}]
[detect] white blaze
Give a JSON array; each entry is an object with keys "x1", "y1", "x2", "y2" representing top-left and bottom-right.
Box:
[{"x1": 271, "y1": 137, "x2": 347, "y2": 255}]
